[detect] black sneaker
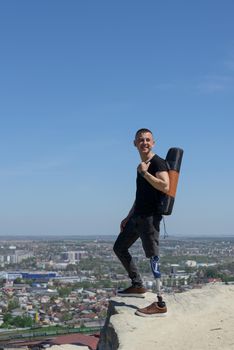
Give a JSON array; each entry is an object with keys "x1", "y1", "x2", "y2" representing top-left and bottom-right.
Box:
[{"x1": 117, "y1": 285, "x2": 147, "y2": 298}]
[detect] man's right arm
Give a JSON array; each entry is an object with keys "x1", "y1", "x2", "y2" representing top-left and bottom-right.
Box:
[{"x1": 120, "y1": 201, "x2": 135, "y2": 232}]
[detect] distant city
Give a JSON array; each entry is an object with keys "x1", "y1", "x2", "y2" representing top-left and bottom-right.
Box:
[
  {"x1": 0, "y1": 235, "x2": 233, "y2": 344},
  {"x1": 1, "y1": 234, "x2": 234, "y2": 240}
]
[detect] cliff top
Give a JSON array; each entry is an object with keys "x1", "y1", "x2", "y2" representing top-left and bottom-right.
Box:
[{"x1": 98, "y1": 283, "x2": 234, "y2": 350}]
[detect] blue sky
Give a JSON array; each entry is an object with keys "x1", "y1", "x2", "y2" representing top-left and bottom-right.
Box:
[{"x1": 0, "y1": 0, "x2": 233, "y2": 237}]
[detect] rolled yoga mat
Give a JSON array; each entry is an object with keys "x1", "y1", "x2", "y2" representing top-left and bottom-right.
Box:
[{"x1": 160, "y1": 147, "x2": 183, "y2": 215}]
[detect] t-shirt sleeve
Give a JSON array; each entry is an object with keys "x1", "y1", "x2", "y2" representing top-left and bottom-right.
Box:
[{"x1": 153, "y1": 156, "x2": 168, "y2": 172}]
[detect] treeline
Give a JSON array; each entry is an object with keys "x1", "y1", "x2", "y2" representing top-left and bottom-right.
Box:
[{"x1": 1, "y1": 314, "x2": 34, "y2": 328}]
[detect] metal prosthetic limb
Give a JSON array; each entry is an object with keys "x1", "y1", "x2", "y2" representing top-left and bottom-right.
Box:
[{"x1": 150, "y1": 256, "x2": 165, "y2": 306}]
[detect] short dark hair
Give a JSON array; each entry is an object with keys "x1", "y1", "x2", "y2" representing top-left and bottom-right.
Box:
[{"x1": 135, "y1": 128, "x2": 153, "y2": 139}]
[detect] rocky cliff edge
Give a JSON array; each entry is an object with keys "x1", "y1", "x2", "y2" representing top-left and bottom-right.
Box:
[{"x1": 97, "y1": 284, "x2": 234, "y2": 350}]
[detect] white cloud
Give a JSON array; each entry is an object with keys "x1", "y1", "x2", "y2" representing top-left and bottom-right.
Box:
[
  {"x1": 224, "y1": 46, "x2": 234, "y2": 71},
  {"x1": 196, "y1": 75, "x2": 233, "y2": 94},
  {"x1": 0, "y1": 157, "x2": 67, "y2": 177},
  {"x1": 154, "y1": 82, "x2": 176, "y2": 91},
  {"x1": 225, "y1": 59, "x2": 234, "y2": 70}
]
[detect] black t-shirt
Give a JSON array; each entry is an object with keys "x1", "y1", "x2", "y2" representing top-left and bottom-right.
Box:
[{"x1": 134, "y1": 154, "x2": 168, "y2": 215}]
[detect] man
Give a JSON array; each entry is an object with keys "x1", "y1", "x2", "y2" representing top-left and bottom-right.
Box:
[{"x1": 113, "y1": 128, "x2": 169, "y2": 317}]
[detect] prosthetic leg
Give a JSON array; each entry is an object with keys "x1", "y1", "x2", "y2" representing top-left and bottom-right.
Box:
[
  {"x1": 150, "y1": 256, "x2": 166, "y2": 307},
  {"x1": 135, "y1": 257, "x2": 167, "y2": 316}
]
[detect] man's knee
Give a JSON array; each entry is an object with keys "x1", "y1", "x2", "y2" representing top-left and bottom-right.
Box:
[
  {"x1": 113, "y1": 239, "x2": 128, "y2": 258},
  {"x1": 113, "y1": 241, "x2": 121, "y2": 256}
]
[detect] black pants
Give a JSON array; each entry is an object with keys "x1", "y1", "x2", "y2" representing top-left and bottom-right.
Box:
[{"x1": 113, "y1": 213, "x2": 162, "y2": 286}]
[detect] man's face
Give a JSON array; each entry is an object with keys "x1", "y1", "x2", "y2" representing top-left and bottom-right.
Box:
[{"x1": 134, "y1": 132, "x2": 155, "y2": 155}]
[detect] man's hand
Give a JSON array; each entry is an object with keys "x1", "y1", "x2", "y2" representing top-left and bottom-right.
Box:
[
  {"x1": 137, "y1": 161, "x2": 150, "y2": 175},
  {"x1": 120, "y1": 217, "x2": 129, "y2": 232}
]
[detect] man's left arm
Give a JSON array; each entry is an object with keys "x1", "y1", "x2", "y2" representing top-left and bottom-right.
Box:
[{"x1": 137, "y1": 162, "x2": 170, "y2": 194}]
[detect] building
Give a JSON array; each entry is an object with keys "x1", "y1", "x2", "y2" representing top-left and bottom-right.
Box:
[{"x1": 62, "y1": 251, "x2": 87, "y2": 263}]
